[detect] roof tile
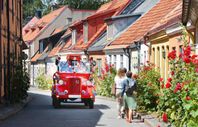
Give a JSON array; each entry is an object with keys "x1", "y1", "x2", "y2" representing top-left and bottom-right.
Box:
[
  {"x1": 22, "y1": 16, "x2": 39, "y2": 36},
  {"x1": 148, "y1": 3, "x2": 182, "y2": 35},
  {"x1": 65, "y1": 0, "x2": 130, "y2": 52},
  {"x1": 23, "y1": 6, "x2": 66, "y2": 43},
  {"x1": 109, "y1": 0, "x2": 181, "y2": 46}
]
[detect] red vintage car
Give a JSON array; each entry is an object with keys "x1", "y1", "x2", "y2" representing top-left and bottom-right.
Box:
[{"x1": 51, "y1": 55, "x2": 96, "y2": 109}]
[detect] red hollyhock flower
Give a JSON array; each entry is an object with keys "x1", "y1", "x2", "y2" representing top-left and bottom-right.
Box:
[
  {"x1": 183, "y1": 46, "x2": 191, "y2": 57},
  {"x1": 170, "y1": 71, "x2": 175, "y2": 76},
  {"x1": 195, "y1": 68, "x2": 198, "y2": 73},
  {"x1": 192, "y1": 59, "x2": 198, "y2": 65},
  {"x1": 186, "y1": 96, "x2": 191, "y2": 100},
  {"x1": 159, "y1": 78, "x2": 163, "y2": 82},
  {"x1": 105, "y1": 64, "x2": 109, "y2": 72},
  {"x1": 192, "y1": 55, "x2": 198, "y2": 59},
  {"x1": 179, "y1": 53, "x2": 182, "y2": 58},
  {"x1": 168, "y1": 50, "x2": 176, "y2": 60},
  {"x1": 161, "y1": 84, "x2": 164, "y2": 89},
  {"x1": 162, "y1": 113, "x2": 168, "y2": 122},
  {"x1": 174, "y1": 83, "x2": 182, "y2": 93},
  {"x1": 165, "y1": 82, "x2": 171, "y2": 88},
  {"x1": 183, "y1": 57, "x2": 191, "y2": 63},
  {"x1": 167, "y1": 78, "x2": 172, "y2": 82}
]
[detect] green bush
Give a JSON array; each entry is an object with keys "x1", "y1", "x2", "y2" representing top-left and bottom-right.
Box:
[
  {"x1": 35, "y1": 73, "x2": 52, "y2": 90},
  {"x1": 93, "y1": 66, "x2": 116, "y2": 97},
  {"x1": 11, "y1": 65, "x2": 30, "y2": 103},
  {"x1": 157, "y1": 32, "x2": 198, "y2": 126},
  {"x1": 136, "y1": 63, "x2": 161, "y2": 112}
]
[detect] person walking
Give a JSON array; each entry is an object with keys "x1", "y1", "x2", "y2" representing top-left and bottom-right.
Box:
[
  {"x1": 113, "y1": 68, "x2": 126, "y2": 119},
  {"x1": 121, "y1": 71, "x2": 137, "y2": 123}
]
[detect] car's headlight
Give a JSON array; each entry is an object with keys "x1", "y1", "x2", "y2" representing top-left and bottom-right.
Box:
[{"x1": 58, "y1": 80, "x2": 64, "y2": 85}]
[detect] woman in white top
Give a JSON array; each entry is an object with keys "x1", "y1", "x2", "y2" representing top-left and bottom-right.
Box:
[{"x1": 114, "y1": 68, "x2": 126, "y2": 119}]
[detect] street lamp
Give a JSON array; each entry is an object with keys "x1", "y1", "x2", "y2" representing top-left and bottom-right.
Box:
[{"x1": 123, "y1": 46, "x2": 132, "y2": 71}]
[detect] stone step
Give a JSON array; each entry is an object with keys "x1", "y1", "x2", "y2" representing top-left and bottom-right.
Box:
[{"x1": 136, "y1": 113, "x2": 171, "y2": 127}]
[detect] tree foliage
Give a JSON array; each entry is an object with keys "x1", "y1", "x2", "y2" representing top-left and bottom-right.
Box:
[
  {"x1": 23, "y1": 0, "x2": 110, "y2": 22},
  {"x1": 23, "y1": 0, "x2": 44, "y2": 20},
  {"x1": 57, "y1": 0, "x2": 110, "y2": 10}
]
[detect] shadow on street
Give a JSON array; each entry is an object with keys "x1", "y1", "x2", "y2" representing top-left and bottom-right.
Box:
[{"x1": 0, "y1": 92, "x2": 108, "y2": 127}]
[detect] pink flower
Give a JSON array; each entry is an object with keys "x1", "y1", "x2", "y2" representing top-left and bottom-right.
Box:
[
  {"x1": 192, "y1": 59, "x2": 198, "y2": 65},
  {"x1": 159, "y1": 78, "x2": 163, "y2": 82},
  {"x1": 186, "y1": 96, "x2": 191, "y2": 100},
  {"x1": 195, "y1": 68, "x2": 198, "y2": 73},
  {"x1": 174, "y1": 83, "x2": 182, "y2": 93}
]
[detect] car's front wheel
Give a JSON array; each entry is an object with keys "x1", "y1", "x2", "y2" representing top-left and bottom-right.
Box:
[
  {"x1": 52, "y1": 97, "x2": 60, "y2": 108},
  {"x1": 88, "y1": 99, "x2": 94, "y2": 109}
]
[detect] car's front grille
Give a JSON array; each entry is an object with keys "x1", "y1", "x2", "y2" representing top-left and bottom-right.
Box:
[{"x1": 69, "y1": 78, "x2": 81, "y2": 95}]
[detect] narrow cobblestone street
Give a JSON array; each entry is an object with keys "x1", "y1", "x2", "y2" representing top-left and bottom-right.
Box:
[{"x1": 0, "y1": 89, "x2": 148, "y2": 127}]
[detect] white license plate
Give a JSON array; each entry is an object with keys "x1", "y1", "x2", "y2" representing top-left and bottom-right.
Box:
[
  {"x1": 68, "y1": 95, "x2": 81, "y2": 98},
  {"x1": 59, "y1": 92, "x2": 65, "y2": 95}
]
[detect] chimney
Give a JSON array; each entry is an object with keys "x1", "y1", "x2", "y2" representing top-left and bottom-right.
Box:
[{"x1": 35, "y1": 10, "x2": 42, "y2": 18}]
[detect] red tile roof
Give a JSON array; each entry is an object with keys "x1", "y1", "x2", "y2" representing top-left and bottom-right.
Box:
[
  {"x1": 22, "y1": 16, "x2": 39, "y2": 36},
  {"x1": 64, "y1": 0, "x2": 130, "y2": 52},
  {"x1": 31, "y1": 52, "x2": 42, "y2": 62},
  {"x1": 108, "y1": 0, "x2": 181, "y2": 47},
  {"x1": 59, "y1": 38, "x2": 72, "y2": 53},
  {"x1": 88, "y1": 0, "x2": 131, "y2": 19},
  {"x1": 96, "y1": 0, "x2": 131, "y2": 14},
  {"x1": 148, "y1": 3, "x2": 182, "y2": 35},
  {"x1": 31, "y1": 47, "x2": 49, "y2": 62},
  {"x1": 23, "y1": 6, "x2": 67, "y2": 43},
  {"x1": 48, "y1": 30, "x2": 72, "y2": 57},
  {"x1": 71, "y1": 25, "x2": 106, "y2": 50},
  {"x1": 51, "y1": 27, "x2": 64, "y2": 36}
]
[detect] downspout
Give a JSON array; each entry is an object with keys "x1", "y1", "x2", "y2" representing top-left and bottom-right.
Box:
[
  {"x1": 0, "y1": 0, "x2": 2, "y2": 103},
  {"x1": 143, "y1": 35, "x2": 149, "y2": 47},
  {"x1": 20, "y1": 0, "x2": 23, "y2": 56},
  {"x1": 144, "y1": 35, "x2": 151, "y2": 63},
  {"x1": 6, "y1": 0, "x2": 11, "y2": 102}
]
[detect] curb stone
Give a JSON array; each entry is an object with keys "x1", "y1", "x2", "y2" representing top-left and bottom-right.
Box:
[
  {"x1": 137, "y1": 113, "x2": 171, "y2": 127},
  {"x1": 0, "y1": 95, "x2": 32, "y2": 121}
]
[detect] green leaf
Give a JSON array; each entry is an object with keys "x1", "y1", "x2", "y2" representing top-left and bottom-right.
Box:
[
  {"x1": 190, "y1": 110, "x2": 198, "y2": 118},
  {"x1": 184, "y1": 104, "x2": 192, "y2": 110}
]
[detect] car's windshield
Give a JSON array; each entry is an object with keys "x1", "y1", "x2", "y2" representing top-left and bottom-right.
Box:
[{"x1": 58, "y1": 61, "x2": 90, "y2": 73}]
